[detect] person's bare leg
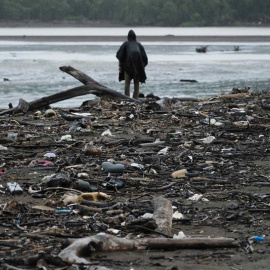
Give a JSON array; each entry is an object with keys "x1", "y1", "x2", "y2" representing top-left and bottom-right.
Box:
[
  {"x1": 124, "y1": 72, "x2": 131, "y2": 97},
  {"x1": 133, "y1": 80, "x2": 139, "y2": 99}
]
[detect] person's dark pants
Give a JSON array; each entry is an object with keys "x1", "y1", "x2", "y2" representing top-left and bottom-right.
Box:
[{"x1": 125, "y1": 72, "x2": 139, "y2": 99}]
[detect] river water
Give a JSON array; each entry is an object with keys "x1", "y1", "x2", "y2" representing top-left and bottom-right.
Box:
[{"x1": 0, "y1": 27, "x2": 270, "y2": 108}]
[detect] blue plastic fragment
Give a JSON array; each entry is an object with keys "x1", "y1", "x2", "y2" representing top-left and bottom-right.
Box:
[
  {"x1": 253, "y1": 236, "x2": 264, "y2": 242},
  {"x1": 55, "y1": 209, "x2": 72, "y2": 214}
]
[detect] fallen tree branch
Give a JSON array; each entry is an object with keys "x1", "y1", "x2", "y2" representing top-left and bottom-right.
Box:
[
  {"x1": 0, "y1": 66, "x2": 137, "y2": 116},
  {"x1": 58, "y1": 233, "x2": 239, "y2": 264}
]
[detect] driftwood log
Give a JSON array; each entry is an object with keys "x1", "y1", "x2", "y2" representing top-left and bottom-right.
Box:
[
  {"x1": 151, "y1": 196, "x2": 173, "y2": 236},
  {"x1": 58, "y1": 233, "x2": 239, "y2": 264},
  {"x1": 0, "y1": 66, "x2": 137, "y2": 116}
]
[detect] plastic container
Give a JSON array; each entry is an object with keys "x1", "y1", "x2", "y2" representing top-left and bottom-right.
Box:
[
  {"x1": 7, "y1": 182, "x2": 23, "y2": 194},
  {"x1": 102, "y1": 162, "x2": 125, "y2": 173},
  {"x1": 77, "y1": 179, "x2": 93, "y2": 192}
]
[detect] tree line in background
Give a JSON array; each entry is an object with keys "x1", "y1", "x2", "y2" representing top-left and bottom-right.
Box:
[{"x1": 0, "y1": 0, "x2": 269, "y2": 26}]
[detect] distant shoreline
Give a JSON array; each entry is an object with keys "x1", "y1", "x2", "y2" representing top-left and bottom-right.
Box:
[{"x1": 1, "y1": 35, "x2": 270, "y2": 42}]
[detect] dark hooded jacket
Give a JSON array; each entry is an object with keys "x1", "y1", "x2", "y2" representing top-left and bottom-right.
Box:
[{"x1": 116, "y1": 30, "x2": 148, "y2": 83}]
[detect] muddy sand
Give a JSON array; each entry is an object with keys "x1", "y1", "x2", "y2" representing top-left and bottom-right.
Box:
[{"x1": 1, "y1": 88, "x2": 270, "y2": 269}]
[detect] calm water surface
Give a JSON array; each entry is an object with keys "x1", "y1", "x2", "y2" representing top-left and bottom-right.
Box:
[{"x1": 0, "y1": 27, "x2": 270, "y2": 108}]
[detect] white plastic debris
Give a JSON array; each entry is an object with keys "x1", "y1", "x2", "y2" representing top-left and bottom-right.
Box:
[
  {"x1": 141, "y1": 213, "x2": 153, "y2": 219},
  {"x1": 210, "y1": 119, "x2": 217, "y2": 125},
  {"x1": 44, "y1": 152, "x2": 56, "y2": 158},
  {"x1": 173, "y1": 211, "x2": 185, "y2": 220},
  {"x1": 131, "y1": 163, "x2": 144, "y2": 169},
  {"x1": 173, "y1": 231, "x2": 186, "y2": 239},
  {"x1": 199, "y1": 136, "x2": 216, "y2": 144},
  {"x1": 101, "y1": 129, "x2": 113, "y2": 136},
  {"x1": 158, "y1": 146, "x2": 169, "y2": 155},
  {"x1": 149, "y1": 168, "x2": 158, "y2": 174},
  {"x1": 129, "y1": 114, "x2": 135, "y2": 119},
  {"x1": 214, "y1": 121, "x2": 224, "y2": 127},
  {"x1": 187, "y1": 194, "x2": 203, "y2": 202},
  {"x1": 60, "y1": 135, "x2": 72, "y2": 141},
  {"x1": 0, "y1": 145, "x2": 8, "y2": 151}
]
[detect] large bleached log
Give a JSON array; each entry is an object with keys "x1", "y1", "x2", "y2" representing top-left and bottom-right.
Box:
[
  {"x1": 0, "y1": 66, "x2": 137, "y2": 116},
  {"x1": 58, "y1": 233, "x2": 239, "y2": 265}
]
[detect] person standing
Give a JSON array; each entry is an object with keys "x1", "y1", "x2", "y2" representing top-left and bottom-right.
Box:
[{"x1": 116, "y1": 30, "x2": 148, "y2": 99}]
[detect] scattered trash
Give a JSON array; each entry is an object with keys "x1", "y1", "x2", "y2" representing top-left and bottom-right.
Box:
[
  {"x1": 44, "y1": 152, "x2": 57, "y2": 159},
  {"x1": 0, "y1": 88, "x2": 269, "y2": 268},
  {"x1": 102, "y1": 177, "x2": 125, "y2": 189},
  {"x1": 251, "y1": 235, "x2": 265, "y2": 242},
  {"x1": 187, "y1": 194, "x2": 203, "y2": 202},
  {"x1": 0, "y1": 145, "x2": 8, "y2": 150},
  {"x1": 172, "y1": 211, "x2": 185, "y2": 220},
  {"x1": 173, "y1": 231, "x2": 186, "y2": 239},
  {"x1": 62, "y1": 192, "x2": 111, "y2": 204},
  {"x1": 82, "y1": 144, "x2": 102, "y2": 155},
  {"x1": 7, "y1": 132, "x2": 18, "y2": 138},
  {"x1": 7, "y1": 182, "x2": 23, "y2": 194},
  {"x1": 44, "y1": 108, "x2": 57, "y2": 117},
  {"x1": 102, "y1": 161, "x2": 125, "y2": 173},
  {"x1": 158, "y1": 146, "x2": 169, "y2": 155},
  {"x1": 77, "y1": 179, "x2": 95, "y2": 192},
  {"x1": 60, "y1": 134, "x2": 73, "y2": 141},
  {"x1": 28, "y1": 158, "x2": 55, "y2": 168},
  {"x1": 130, "y1": 163, "x2": 144, "y2": 169},
  {"x1": 102, "y1": 129, "x2": 113, "y2": 136},
  {"x1": 171, "y1": 169, "x2": 187, "y2": 179},
  {"x1": 199, "y1": 136, "x2": 216, "y2": 144}
]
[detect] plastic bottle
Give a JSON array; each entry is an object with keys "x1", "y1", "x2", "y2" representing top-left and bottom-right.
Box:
[
  {"x1": 77, "y1": 179, "x2": 93, "y2": 192},
  {"x1": 102, "y1": 162, "x2": 125, "y2": 173}
]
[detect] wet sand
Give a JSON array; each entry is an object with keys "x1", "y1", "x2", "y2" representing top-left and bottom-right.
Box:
[{"x1": 1, "y1": 35, "x2": 270, "y2": 42}]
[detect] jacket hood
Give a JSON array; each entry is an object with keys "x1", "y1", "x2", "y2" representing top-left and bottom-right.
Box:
[{"x1": 128, "y1": 30, "x2": 136, "y2": 41}]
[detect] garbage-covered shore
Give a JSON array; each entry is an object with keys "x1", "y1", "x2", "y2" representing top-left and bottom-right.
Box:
[{"x1": 1, "y1": 88, "x2": 270, "y2": 270}]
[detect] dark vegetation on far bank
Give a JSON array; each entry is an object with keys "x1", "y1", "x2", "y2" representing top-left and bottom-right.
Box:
[{"x1": 0, "y1": 0, "x2": 269, "y2": 27}]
